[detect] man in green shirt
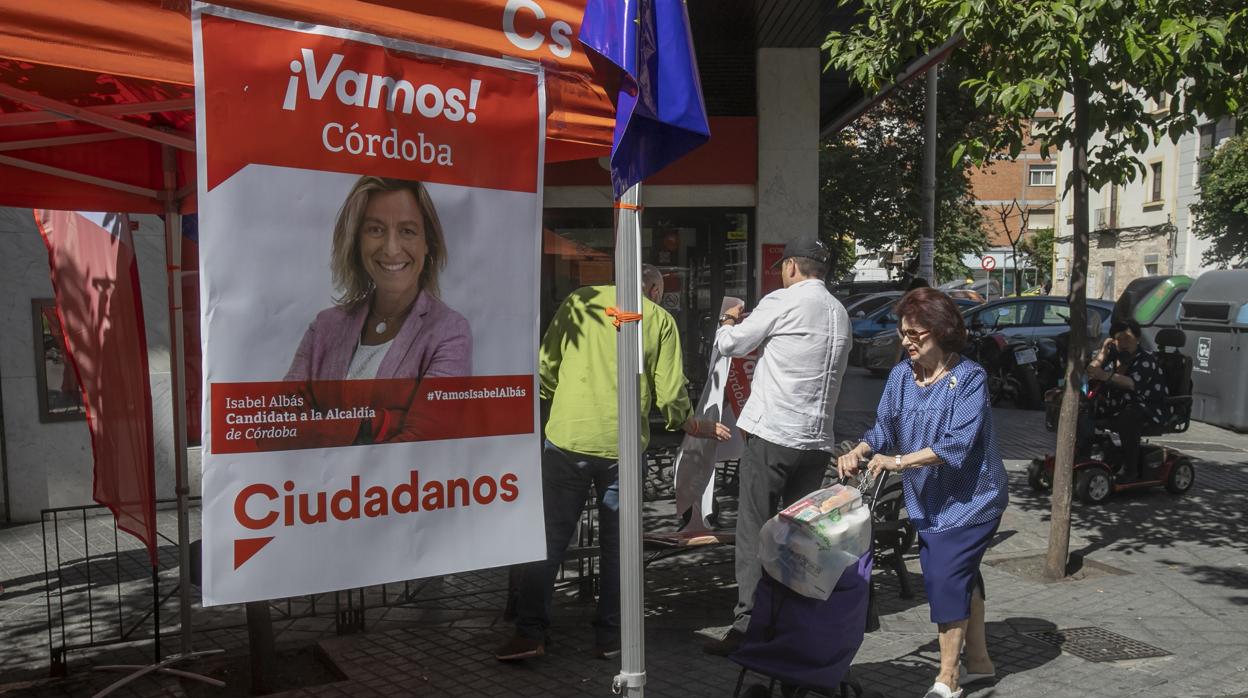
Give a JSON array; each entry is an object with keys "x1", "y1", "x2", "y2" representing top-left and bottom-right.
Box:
[{"x1": 497, "y1": 265, "x2": 728, "y2": 661}]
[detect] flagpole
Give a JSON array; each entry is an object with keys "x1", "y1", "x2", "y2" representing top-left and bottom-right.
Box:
[
  {"x1": 162, "y1": 146, "x2": 194, "y2": 656},
  {"x1": 613, "y1": 182, "x2": 646, "y2": 696}
]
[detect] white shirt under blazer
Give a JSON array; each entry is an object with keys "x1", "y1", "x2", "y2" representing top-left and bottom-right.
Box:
[{"x1": 714, "y1": 279, "x2": 851, "y2": 452}]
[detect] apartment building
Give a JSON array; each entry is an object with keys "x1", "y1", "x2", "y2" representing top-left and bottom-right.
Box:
[
  {"x1": 962, "y1": 116, "x2": 1060, "y2": 293},
  {"x1": 1052, "y1": 94, "x2": 1237, "y2": 299}
]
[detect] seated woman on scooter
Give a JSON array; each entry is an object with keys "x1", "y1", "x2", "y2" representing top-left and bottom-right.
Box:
[{"x1": 1085, "y1": 319, "x2": 1167, "y2": 482}]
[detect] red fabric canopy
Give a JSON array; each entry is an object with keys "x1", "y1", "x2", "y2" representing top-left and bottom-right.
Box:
[
  {"x1": 0, "y1": 0, "x2": 613, "y2": 213},
  {"x1": 0, "y1": 61, "x2": 195, "y2": 212}
]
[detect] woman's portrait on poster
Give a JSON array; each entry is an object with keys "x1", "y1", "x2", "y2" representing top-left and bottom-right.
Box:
[{"x1": 285, "y1": 176, "x2": 471, "y2": 444}]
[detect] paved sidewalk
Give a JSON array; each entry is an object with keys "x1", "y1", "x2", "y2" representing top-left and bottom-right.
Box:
[{"x1": 3, "y1": 367, "x2": 1248, "y2": 696}]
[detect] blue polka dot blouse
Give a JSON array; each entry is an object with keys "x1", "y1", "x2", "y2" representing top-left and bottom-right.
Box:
[{"x1": 862, "y1": 358, "x2": 1009, "y2": 533}]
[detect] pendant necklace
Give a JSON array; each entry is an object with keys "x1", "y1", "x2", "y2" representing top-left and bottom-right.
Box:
[
  {"x1": 371, "y1": 296, "x2": 415, "y2": 335},
  {"x1": 918, "y1": 354, "x2": 955, "y2": 387}
]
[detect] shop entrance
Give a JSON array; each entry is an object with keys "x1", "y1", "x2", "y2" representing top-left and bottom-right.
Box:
[{"x1": 542, "y1": 206, "x2": 755, "y2": 403}]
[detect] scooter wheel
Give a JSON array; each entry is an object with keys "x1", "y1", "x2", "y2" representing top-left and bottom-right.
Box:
[
  {"x1": 1165, "y1": 457, "x2": 1195, "y2": 495},
  {"x1": 1075, "y1": 468, "x2": 1112, "y2": 505}
]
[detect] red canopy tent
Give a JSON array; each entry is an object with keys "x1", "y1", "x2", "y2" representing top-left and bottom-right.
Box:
[
  {"x1": 0, "y1": 0, "x2": 615, "y2": 658},
  {"x1": 0, "y1": 0, "x2": 611, "y2": 215}
]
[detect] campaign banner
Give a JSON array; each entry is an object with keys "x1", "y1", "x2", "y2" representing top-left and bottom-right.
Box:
[{"x1": 192, "y1": 4, "x2": 547, "y2": 605}]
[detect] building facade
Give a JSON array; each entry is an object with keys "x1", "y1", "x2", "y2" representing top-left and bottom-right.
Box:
[
  {"x1": 1052, "y1": 93, "x2": 1237, "y2": 298},
  {"x1": 964, "y1": 115, "x2": 1060, "y2": 295}
]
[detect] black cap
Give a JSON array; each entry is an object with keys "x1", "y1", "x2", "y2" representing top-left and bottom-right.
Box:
[{"x1": 770, "y1": 236, "x2": 829, "y2": 269}]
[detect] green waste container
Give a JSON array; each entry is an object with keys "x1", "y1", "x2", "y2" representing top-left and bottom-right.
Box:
[
  {"x1": 1114, "y1": 275, "x2": 1192, "y2": 349},
  {"x1": 1178, "y1": 270, "x2": 1248, "y2": 433}
]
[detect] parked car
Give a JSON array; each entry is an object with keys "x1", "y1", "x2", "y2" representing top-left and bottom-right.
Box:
[
  {"x1": 849, "y1": 297, "x2": 907, "y2": 365},
  {"x1": 830, "y1": 279, "x2": 905, "y2": 297},
  {"x1": 837, "y1": 291, "x2": 876, "y2": 308},
  {"x1": 858, "y1": 297, "x2": 983, "y2": 374},
  {"x1": 967, "y1": 295, "x2": 1115, "y2": 392},
  {"x1": 845, "y1": 291, "x2": 903, "y2": 319},
  {"x1": 946, "y1": 288, "x2": 986, "y2": 303},
  {"x1": 860, "y1": 295, "x2": 1112, "y2": 388},
  {"x1": 941, "y1": 277, "x2": 1002, "y2": 299}
]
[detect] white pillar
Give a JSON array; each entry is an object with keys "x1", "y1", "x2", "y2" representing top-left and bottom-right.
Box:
[{"x1": 756, "y1": 48, "x2": 820, "y2": 297}]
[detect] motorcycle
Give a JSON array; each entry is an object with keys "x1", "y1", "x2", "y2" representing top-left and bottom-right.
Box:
[{"x1": 962, "y1": 327, "x2": 1043, "y2": 409}]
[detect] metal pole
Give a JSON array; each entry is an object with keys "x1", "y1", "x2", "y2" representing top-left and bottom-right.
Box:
[
  {"x1": 919, "y1": 66, "x2": 937, "y2": 283},
  {"x1": 161, "y1": 145, "x2": 193, "y2": 655},
  {"x1": 612, "y1": 183, "x2": 645, "y2": 697}
]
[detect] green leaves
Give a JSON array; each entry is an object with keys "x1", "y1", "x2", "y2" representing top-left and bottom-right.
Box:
[
  {"x1": 823, "y1": 0, "x2": 1248, "y2": 190},
  {"x1": 1191, "y1": 132, "x2": 1248, "y2": 267},
  {"x1": 819, "y1": 65, "x2": 998, "y2": 281},
  {"x1": 1123, "y1": 30, "x2": 1145, "y2": 63},
  {"x1": 950, "y1": 142, "x2": 968, "y2": 167}
]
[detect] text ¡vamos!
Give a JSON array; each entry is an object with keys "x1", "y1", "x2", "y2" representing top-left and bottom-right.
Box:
[{"x1": 282, "y1": 48, "x2": 481, "y2": 124}]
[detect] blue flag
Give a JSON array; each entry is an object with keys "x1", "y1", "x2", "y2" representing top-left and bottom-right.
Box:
[{"x1": 580, "y1": 0, "x2": 711, "y2": 197}]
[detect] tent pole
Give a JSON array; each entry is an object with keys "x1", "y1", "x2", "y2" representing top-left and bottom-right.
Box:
[
  {"x1": 612, "y1": 183, "x2": 646, "y2": 697},
  {"x1": 161, "y1": 145, "x2": 194, "y2": 655}
]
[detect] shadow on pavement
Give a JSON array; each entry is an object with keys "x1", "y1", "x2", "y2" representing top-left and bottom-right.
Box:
[
  {"x1": 1154, "y1": 559, "x2": 1248, "y2": 605},
  {"x1": 853, "y1": 617, "x2": 1062, "y2": 698},
  {"x1": 1007, "y1": 461, "x2": 1248, "y2": 590}
]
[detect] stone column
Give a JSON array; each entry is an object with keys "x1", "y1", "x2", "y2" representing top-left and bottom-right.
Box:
[{"x1": 756, "y1": 48, "x2": 820, "y2": 297}]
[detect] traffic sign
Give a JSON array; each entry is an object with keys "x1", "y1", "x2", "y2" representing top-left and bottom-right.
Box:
[{"x1": 981, "y1": 255, "x2": 997, "y2": 271}]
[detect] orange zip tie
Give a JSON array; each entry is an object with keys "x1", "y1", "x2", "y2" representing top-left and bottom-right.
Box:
[
  {"x1": 614, "y1": 201, "x2": 643, "y2": 211},
  {"x1": 605, "y1": 307, "x2": 643, "y2": 329}
]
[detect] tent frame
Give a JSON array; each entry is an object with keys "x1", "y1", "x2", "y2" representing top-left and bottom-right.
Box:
[{"x1": 0, "y1": 87, "x2": 198, "y2": 659}]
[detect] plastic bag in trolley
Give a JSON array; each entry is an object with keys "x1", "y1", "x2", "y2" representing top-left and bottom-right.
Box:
[{"x1": 759, "y1": 484, "x2": 872, "y2": 600}]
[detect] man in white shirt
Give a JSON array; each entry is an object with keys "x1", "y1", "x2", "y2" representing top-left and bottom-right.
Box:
[{"x1": 704, "y1": 236, "x2": 851, "y2": 655}]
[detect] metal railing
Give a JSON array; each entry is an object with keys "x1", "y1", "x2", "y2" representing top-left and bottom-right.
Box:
[
  {"x1": 42, "y1": 500, "x2": 177, "y2": 676},
  {"x1": 39, "y1": 450, "x2": 722, "y2": 675},
  {"x1": 41, "y1": 499, "x2": 347, "y2": 675}
]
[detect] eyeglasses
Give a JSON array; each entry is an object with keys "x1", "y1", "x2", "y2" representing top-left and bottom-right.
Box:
[{"x1": 897, "y1": 328, "x2": 932, "y2": 344}]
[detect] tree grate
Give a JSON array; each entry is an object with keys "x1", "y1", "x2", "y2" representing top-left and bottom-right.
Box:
[{"x1": 1024, "y1": 627, "x2": 1171, "y2": 663}]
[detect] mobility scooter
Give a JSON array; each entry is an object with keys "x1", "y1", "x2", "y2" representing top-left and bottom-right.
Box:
[{"x1": 1028, "y1": 328, "x2": 1196, "y2": 505}]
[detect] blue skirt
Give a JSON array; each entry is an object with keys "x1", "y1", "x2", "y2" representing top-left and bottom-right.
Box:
[{"x1": 917, "y1": 517, "x2": 1001, "y2": 624}]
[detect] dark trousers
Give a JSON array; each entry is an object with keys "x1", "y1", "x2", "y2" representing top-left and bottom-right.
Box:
[
  {"x1": 514, "y1": 441, "x2": 620, "y2": 644},
  {"x1": 1110, "y1": 403, "x2": 1149, "y2": 477},
  {"x1": 733, "y1": 434, "x2": 831, "y2": 632}
]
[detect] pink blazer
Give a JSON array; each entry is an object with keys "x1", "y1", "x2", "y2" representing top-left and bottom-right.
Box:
[
  {"x1": 285, "y1": 292, "x2": 472, "y2": 381},
  {"x1": 278, "y1": 293, "x2": 471, "y2": 445}
]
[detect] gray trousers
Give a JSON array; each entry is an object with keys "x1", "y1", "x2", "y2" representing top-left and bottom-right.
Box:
[{"x1": 733, "y1": 434, "x2": 831, "y2": 632}]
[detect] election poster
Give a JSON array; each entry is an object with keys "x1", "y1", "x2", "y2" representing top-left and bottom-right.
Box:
[{"x1": 192, "y1": 4, "x2": 546, "y2": 605}]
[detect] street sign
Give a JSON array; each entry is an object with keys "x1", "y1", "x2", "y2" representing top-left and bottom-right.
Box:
[{"x1": 981, "y1": 255, "x2": 997, "y2": 271}]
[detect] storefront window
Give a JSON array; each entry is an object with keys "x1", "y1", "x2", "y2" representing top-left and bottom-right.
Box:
[{"x1": 542, "y1": 207, "x2": 755, "y2": 409}]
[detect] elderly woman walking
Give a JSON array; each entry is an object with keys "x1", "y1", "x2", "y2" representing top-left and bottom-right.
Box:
[{"x1": 838, "y1": 287, "x2": 1008, "y2": 698}]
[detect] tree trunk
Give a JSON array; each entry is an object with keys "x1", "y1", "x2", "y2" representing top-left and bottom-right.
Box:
[
  {"x1": 246, "y1": 600, "x2": 279, "y2": 694},
  {"x1": 1044, "y1": 77, "x2": 1092, "y2": 580}
]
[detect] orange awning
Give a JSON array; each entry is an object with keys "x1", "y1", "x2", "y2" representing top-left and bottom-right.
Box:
[{"x1": 0, "y1": 0, "x2": 614, "y2": 211}]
